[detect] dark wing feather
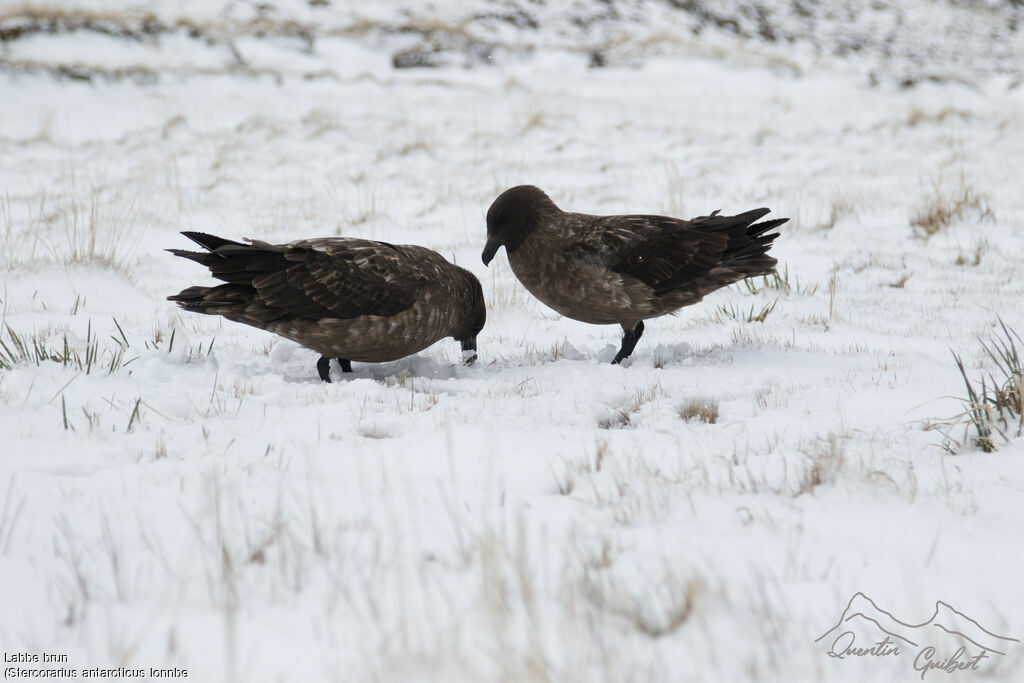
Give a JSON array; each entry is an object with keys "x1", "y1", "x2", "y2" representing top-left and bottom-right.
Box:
[
  {"x1": 170, "y1": 234, "x2": 429, "y2": 320},
  {"x1": 577, "y1": 209, "x2": 782, "y2": 295},
  {"x1": 580, "y1": 214, "x2": 730, "y2": 293},
  {"x1": 268, "y1": 239, "x2": 425, "y2": 319},
  {"x1": 183, "y1": 231, "x2": 246, "y2": 251},
  {"x1": 165, "y1": 231, "x2": 247, "y2": 269}
]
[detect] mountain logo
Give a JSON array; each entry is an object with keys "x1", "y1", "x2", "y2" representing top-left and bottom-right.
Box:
[{"x1": 815, "y1": 592, "x2": 1019, "y2": 678}]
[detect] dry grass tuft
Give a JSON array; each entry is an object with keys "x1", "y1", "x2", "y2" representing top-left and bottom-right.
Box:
[
  {"x1": 598, "y1": 409, "x2": 630, "y2": 430},
  {"x1": 955, "y1": 238, "x2": 989, "y2": 267},
  {"x1": 4, "y1": 173, "x2": 142, "y2": 272},
  {"x1": 678, "y1": 398, "x2": 719, "y2": 424},
  {"x1": 815, "y1": 194, "x2": 855, "y2": 231},
  {"x1": 519, "y1": 105, "x2": 548, "y2": 132},
  {"x1": 487, "y1": 265, "x2": 537, "y2": 312},
  {"x1": 579, "y1": 562, "x2": 705, "y2": 638},
  {"x1": 599, "y1": 383, "x2": 664, "y2": 429},
  {"x1": 60, "y1": 189, "x2": 140, "y2": 269},
  {"x1": 629, "y1": 574, "x2": 703, "y2": 637},
  {"x1": 794, "y1": 433, "x2": 846, "y2": 496},
  {"x1": 903, "y1": 106, "x2": 972, "y2": 128},
  {"x1": 301, "y1": 108, "x2": 341, "y2": 139},
  {"x1": 231, "y1": 381, "x2": 257, "y2": 399},
  {"x1": 911, "y1": 171, "x2": 991, "y2": 238},
  {"x1": 359, "y1": 425, "x2": 392, "y2": 439}
]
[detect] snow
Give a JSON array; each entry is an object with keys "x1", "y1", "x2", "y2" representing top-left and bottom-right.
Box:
[{"x1": 1, "y1": 1, "x2": 1024, "y2": 681}]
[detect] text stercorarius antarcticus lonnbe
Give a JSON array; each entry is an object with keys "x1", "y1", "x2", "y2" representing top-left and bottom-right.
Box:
[
  {"x1": 168, "y1": 232, "x2": 485, "y2": 381},
  {"x1": 481, "y1": 185, "x2": 785, "y2": 364}
]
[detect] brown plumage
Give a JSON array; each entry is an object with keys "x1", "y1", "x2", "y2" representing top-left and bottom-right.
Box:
[
  {"x1": 481, "y1": 185, "x2": 786, "y2": 364},
  {"x1": 168, "y1": 232, "x2": 486, "y2": 381}
]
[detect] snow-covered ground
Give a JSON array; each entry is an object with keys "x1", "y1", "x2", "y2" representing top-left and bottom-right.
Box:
[{"x1": 2, "y1": 2, "x2": 1023, "y2": 681}]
